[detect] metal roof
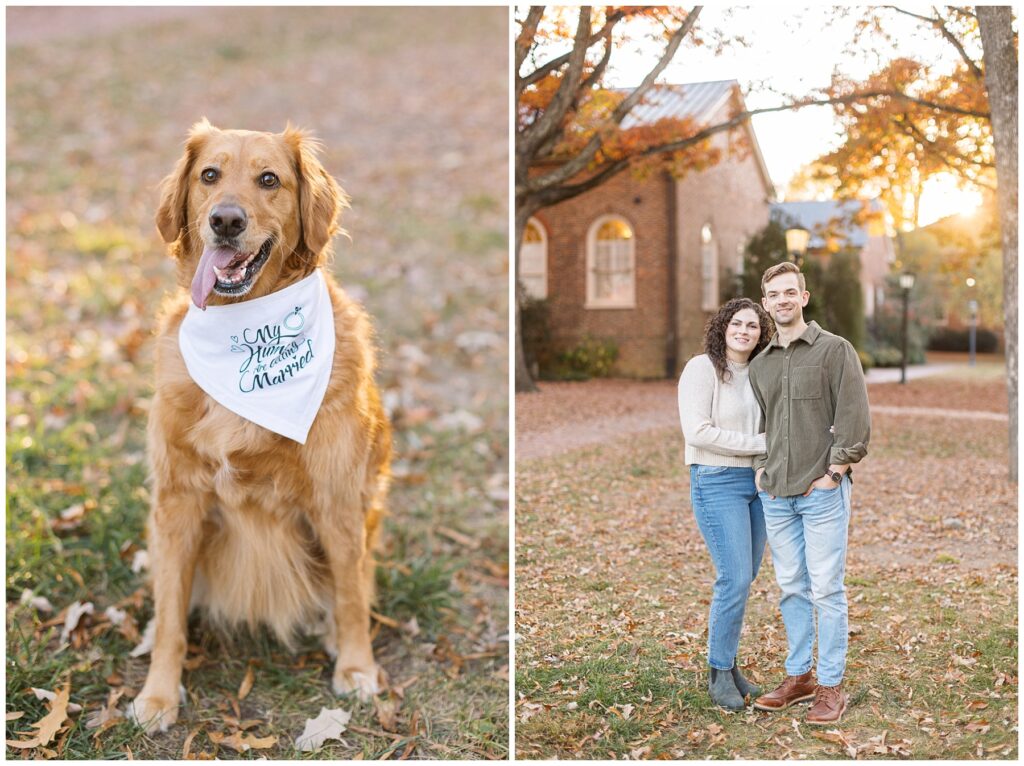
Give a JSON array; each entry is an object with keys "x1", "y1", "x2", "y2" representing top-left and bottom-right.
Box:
[
  {"x1": 613, "y1": 79, "x2": 775, "y2": 198},
  {"x1": 771, "y1": 200, "x2": 886, "y2": 248},
  {"x1": 617, "y1": 79, "x2": 736, "y2": 129}
]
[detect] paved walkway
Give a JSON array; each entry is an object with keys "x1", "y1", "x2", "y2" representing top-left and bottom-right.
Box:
[
  {"x1": 517, "y1": 363, "x2": 1002, "y2": 460},
  {"x1": 863, "y1": 363, "x2": 957, "y2": 384}
]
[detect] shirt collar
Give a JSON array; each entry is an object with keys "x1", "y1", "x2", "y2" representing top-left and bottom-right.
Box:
[{"x1": 767, "y1": 320, "x2": 822, "y2": 350}]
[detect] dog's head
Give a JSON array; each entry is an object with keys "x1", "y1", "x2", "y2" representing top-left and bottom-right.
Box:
[{"x1": 156, "y1": 118, "x2": 347, "y2": 309}]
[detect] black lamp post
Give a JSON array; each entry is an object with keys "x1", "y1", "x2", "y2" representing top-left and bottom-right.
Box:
[
  {"x1": 966, "y1": 276, "x2": 978, "y2": 367},
  {"x1": 899, "y1": 273, "x2": 915, "y2": 384},
  {"x1": 785, "y1": 227, "x2": 810, "y2": 268}
]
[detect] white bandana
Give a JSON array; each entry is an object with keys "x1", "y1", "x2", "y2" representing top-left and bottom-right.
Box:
[{"x1": 178, "y1": 269, "x2": 335, "y2": 444}]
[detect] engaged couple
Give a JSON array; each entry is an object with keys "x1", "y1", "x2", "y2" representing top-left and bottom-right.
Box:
[{"x1": 678, "y1": 261, "x2": 871, "y2": 725}]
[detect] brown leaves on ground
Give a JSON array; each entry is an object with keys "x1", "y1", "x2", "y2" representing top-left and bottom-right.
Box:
[
  {"x1": 6, "y1": 683, "x2": 76, "y2": 757},
  {"x1": 516, "y1": 372, "x2": 1016, "y2": 759}
]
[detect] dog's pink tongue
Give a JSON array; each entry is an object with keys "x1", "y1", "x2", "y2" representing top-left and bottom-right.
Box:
[{"x1": 191, "y1": 245, "x2": 240, "y2": 309}]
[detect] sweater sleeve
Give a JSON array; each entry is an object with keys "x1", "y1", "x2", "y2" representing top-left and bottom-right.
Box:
[
  {"x1": 678, "y1": 357, "x2": 767, "y2": 457},
  {"x1": 748, "y1": 362, "x2": 769, "y2": 471},
  {"x1": 828, "y1": 341, "x2": 871, "y2": 464}
]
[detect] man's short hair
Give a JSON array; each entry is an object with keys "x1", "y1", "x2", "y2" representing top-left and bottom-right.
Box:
[{"x1": 761, "y1": 261, "x2": 806, "y2": 294}]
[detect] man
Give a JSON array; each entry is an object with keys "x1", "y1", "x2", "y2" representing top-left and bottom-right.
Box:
[{"x1": 747, "y1": 261, "x2": 870, "y2": 725}]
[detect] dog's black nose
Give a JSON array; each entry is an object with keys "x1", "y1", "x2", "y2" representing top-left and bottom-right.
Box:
[{"x1": 209, "y1": 204, "x2": 247, "y2": 238}]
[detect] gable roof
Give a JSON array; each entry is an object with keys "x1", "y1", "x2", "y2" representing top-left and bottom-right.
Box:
[
  {"x1": 615, "y1": 79, "x2": 775, "y2": 199},
  {"x1": 771, "y1": 199, "x2": 886, "y2": 248},
  {"x1": 617, "y1": 79, "x2": 735, "y2": 129}
]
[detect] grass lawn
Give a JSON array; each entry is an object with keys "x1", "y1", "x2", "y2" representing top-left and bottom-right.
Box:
[
  {"x1": 7, "y1": 7, "x2": 508, "y2": 760},
  {"x1": 516, "y1": 367, "x2": 1016, "y2": 759}
]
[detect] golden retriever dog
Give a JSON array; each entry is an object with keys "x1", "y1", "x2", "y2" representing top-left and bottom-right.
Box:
[{"x1": 130, "y1": 119, "x2": 391, "y2": 733}]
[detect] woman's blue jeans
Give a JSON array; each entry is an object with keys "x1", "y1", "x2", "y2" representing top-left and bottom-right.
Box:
[{"x1": 690, "y1": 464, "x2": 767, "y2": 670}]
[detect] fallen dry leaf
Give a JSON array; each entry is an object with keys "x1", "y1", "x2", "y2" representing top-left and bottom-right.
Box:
[
  {"x1": 19, "y1": 589, "x2": 54, "y2": 613},
  {"x1": 85, "y1": 688, "x2": 125, "y2": 731},
  {"x1": 294, "y1": 707, "x2": 352, "y2": 752},
  {"x1": 182, "y1": 728, "x2": 200, "y2": 759},
  {"x1": 237, "y1": 664, "x2": 255, "y2": 701},
  {"x1": 31, "y1": 684, "x2": 70, "y2": 746},
  {"x1": 6, "y1": 737, "x2": 42, "y2": 749},
  {"x1": 374, "y1": 696, "x2": 400, "y2": 731},
  {"x1": 59, "y1": 601, "x2": 94, "y2": 645}
]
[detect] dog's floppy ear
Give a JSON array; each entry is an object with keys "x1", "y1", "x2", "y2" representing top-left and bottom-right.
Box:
[
  {"x1": 155, "y1": 118, "x2": 214, "y2": 244},
  {"x1": 283, "y1": 124, "x2": 347, "y2": 257}
]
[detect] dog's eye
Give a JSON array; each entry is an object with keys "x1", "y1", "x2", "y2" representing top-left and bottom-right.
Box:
[
  {"x1": 201, "y1": 168, "x2": 219, "y2": 184},
  {"x1": 259, "y1": 172, "x2": 280, "y2": 189}
]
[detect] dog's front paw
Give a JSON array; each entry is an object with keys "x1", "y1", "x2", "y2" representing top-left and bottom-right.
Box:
[
  {"x1": 332, "y1": 663, "x2": 384, "y2": 700},
  {"x1": 128, "y1": 692, "x2": 180, "y2": 734}
]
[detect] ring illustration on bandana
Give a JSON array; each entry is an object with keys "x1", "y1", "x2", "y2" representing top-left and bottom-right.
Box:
[{"x1": 283, "y1": 306, "x2": 305, "y2": 331}]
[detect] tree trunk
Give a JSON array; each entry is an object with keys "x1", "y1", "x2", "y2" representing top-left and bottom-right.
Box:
[{"x1": 978, "y1": 6, "x2": 1018, "y2": 482}]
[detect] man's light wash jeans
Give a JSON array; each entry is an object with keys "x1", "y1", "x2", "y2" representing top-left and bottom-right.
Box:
[
  {"x1": 690, "y1": 464, "x2": 767, "y2": 671},
  {"x1": 759, "y1": 476, "x2": 852, "y2": 686}
]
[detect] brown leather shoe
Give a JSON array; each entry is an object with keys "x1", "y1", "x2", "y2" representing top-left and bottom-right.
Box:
[
  {"x1": 806, "y1": 683, "x2": 848, "y2": 725},
  {"x1": 752, "y1": 670, "x2": 816, "y2": 711}
]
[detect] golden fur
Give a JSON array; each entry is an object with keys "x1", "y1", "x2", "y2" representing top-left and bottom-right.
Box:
[{"x1": 131, "y1": 120, "x2": 391, "y2": 734}]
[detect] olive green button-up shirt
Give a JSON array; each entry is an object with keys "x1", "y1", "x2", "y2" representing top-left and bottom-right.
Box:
[{"x1": 748, "y1": 321, "x2": 870, "y2": 497}]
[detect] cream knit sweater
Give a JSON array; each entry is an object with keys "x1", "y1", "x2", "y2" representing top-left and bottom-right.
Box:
[{"x1": 677, "y1": 353, "x2": 766, "y2": 467}]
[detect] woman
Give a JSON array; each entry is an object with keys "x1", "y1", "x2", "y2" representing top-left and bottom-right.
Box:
[{"x1": 677, "y1": 297, "x2": 773, "y2": 711}]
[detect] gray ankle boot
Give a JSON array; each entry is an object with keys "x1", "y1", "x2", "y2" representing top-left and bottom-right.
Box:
[
  {"x1": 708, "y1": 666, "x2": 746, "y2": 711},
  {"x1": 731, "y1": 660, "x2": 762, "y2": 699}
]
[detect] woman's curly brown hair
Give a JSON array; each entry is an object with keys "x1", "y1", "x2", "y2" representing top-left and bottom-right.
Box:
[{"x1": 703, "y1": 297, "x2": 774, "y2": 382}]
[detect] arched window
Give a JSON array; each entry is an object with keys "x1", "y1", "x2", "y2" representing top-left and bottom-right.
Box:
[
  {"x1": 520, "y1": 217, "x2": 548, "y2": 299},
  {"x1": 586, "y1": 216, "x2": 635, "y2": 309},
  {"x1": 700, "y1": 222, "x2": 719, "y2": 311}
]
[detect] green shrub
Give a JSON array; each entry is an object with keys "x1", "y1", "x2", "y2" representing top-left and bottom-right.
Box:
[
  {"x1": 553, "y1": 336, "x2": 618, "y2": 379},
  {"x1": 858, "y1": 349, "x2": 874, "y2": 372},
  {"x1": 868, "y1": 304, "x2": 927, "y2": 365},
  {"x1": 865, "y1": 344, "x2": 905, "y2": 368},
  {"x1": 927, "y1": 326, "x2": 999, "y2": 353}
]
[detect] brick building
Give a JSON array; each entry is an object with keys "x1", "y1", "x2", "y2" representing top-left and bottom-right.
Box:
[{"x1": 521, "y1": 80, "x2": 775, "y2": 378}]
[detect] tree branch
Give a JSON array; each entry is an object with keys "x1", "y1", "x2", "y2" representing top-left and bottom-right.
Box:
[
  {"x1": 517, "y1": 10, "x2": 625, "y2": 91},
  {"x1": 523, "y1": 7, "x2": 702, "y2": 194},
  {"x1": 520, "y1": 89, "x2": 990, "y2": 199},
  {"x1": 884, "y1": 5, "x2": 984, "y2": 80},
  {"x1": 518, "y1": 8, "x2": 593, "y2": 158},
  {"x1": 515, "y1": 6, "x2": 545, "y2": 77}
]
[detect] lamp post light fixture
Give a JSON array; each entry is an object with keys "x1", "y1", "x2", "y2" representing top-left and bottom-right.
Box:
[
  {"x1": 785, "y1": 226, "x2": 810, "y2": 268},
  {"x1": 966, "y1": 275, "x2": 979, "y2": 367},
  {"x1": 899, "y1": 272, "x2": 915, "y2": 384}
]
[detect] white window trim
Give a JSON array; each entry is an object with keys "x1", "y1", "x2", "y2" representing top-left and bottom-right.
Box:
[
  {"x1": 520, "y1": 217, "x2": 548, "y2": 299},
  {"x1": 585, "y1": 214, "x2": 636, "y2": 309},
  {"x1": 700, "y1": 222, "x2": 719, "y2": 312}
]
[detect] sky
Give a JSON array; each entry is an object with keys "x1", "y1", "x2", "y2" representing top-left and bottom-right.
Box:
[{"x1": 597, "y1": 5, "x2": 987, "y2": 227}]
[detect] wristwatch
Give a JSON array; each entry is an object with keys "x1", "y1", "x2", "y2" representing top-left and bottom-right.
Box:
[{"x1": 825, "y1": 469, "x2": 843, "y2": 483}]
